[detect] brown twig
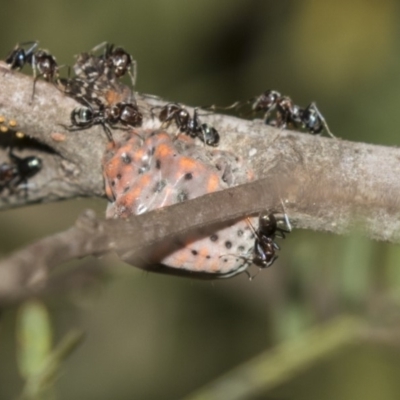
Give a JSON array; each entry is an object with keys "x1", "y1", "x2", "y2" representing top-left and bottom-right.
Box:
[{"x1": 1, "y1": 63, "x2": 400, "y2": 300}]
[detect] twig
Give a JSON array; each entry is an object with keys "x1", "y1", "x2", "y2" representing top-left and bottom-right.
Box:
[
  {"x1": 1, "y1": 165, "x2": 400, "y2": 302},
  {"x1": 1, "y1": 62, "x2": 400, "y2": 301},
  {"x1": 181, "y1": 315, "x2": 365, "y2": 400}
]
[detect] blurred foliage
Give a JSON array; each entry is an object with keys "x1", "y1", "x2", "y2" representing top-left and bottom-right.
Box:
[
  {"x1": 1, "y1": 1, "x2": 400, "y2": 399},
  {"x1": 16, "y1": 301, "x2": 83, "y2": 400}
]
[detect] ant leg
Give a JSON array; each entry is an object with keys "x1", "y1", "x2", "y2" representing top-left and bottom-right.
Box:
[
  {"x1": 310, "y1": 102, "x2": 336, "y2": 138},
  {"x1": 174, "y1": 126, "x2": 184, "y2": 140},
  {"x1": 30, "y1": 53, "x2": 41, "y2": 102},
  {"x1": 266, "y1": 254, "x2": 279, "y2": 268},
  {"x1": 101, "y1": 123, "x2": 114, "y2": 142},
  {"x1": 21, "y1": 41, "x2": 39, "y2": 54},
  {"x1": 129, "y1": 59, "x2": 137, "y2": 88},
  {"x1": 150, "y1": 105, "x2": 162, "y2": 119},
  {"x1": 61, "y1": 124, "x2": 89, "y2": 132},
  {"x1": 141, "y1": 93, "x2": 163, "y2": 101},
  {"x1": 271, "y1": 199, "x2": 292, "y2": 239},
  {"x1": 91, "y1": 41, "x2": 108, "y2": 54},
  {"x1": 203, "y1": 100, "x2": 243, "y2": 112},
  {"x1": 8, "y1": 146, "x2": 21, "y2": 163},
  {"x1": 244, "y1": 268, "x2": 256, "y2": 281},
  {"x1": 109, "y1": 124, "x2": 144, "y2": 140},
  {"x1": 31, "y1": 76, "x2": 40, "y2": 102},
  {"x1": 280, "y1": 198, "x2": 292, "y2": 232}
]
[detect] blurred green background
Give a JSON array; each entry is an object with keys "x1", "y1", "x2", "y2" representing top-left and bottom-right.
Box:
[{"x1": 1, "y1": 1, "x2": 400, "y2": 399}]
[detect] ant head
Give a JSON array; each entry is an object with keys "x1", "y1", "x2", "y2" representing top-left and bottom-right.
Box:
[
  {"x1": 301, "y1": 105, "x2": 323, "y2": 134},
  {"x1": 109, "y1": 47, "x2": 132, "y2": 78},
  {"x1": 259, "y1": 212, "x2": 277, "y2": 229}
]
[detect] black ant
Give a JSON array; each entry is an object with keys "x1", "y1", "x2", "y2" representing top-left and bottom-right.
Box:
[
  {"x1": 252, "y1": 90, "x2": 334, "y2": 137},
  {"x1": 5, "y1": 41, "x2": 59, "y2": 100},
  {"x1": 0, "y1": 148, "x2": 42, "y2": 195},
  {"x1": 251, "y1": 212, "x2": 291, "y2": 269},
  {"x1": 68, "y1": 100, "x2": 142, "y2": 141},
  {"x1": 156, "y1": 103, "x2": 220, "y2": 147},
  {"x1": 218, "y1": 209, "x2": 291, "y2": 278},
  {"x1": 75, "y1": 42, "x2": 136, "y2": 87},
  {"x1": 102, "y1": 43, "x2": 136, "y2": 87}
]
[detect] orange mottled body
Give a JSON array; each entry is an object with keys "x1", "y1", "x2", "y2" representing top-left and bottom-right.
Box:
[{"x1": 103, "y1": 129, "x2": 256, "y2": 277}]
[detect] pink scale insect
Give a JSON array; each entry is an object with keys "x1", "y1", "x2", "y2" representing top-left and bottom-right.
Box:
[{"x1": 102, "y1": 129, "x2": 290, "y2": 278}]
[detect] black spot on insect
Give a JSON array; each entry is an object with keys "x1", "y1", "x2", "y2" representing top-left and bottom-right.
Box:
[
  {"x1": 210, "y1": 234, "x2": 218, "y2": 242},
  {"x1": 116, "y1": 173, "x2": 121, "y2": 179},
  {"x1": 121, "y1": 153, "x2": 131, "y2": 164},
  {"x1": 184, "y1": 172, "x2": 193, "y2": 180},
  {"x1": 238, "y1": 245, "x2": 245, "y2": 252},
  {"x1": 111, "y1": 180, "x2": 115, "y2": 186},
  {"x1": 191, "y1": 250, "x2": 198, "y2": 256},
  {"x1": 123, "y1": 186, "x2": 130, "y2": 193},
  {"x1": 237, "y1": 229, "x2": 244, "y2": 237},
  {"x1": 206, "y1": 255, "x2": 211, "y2": 259},
  {"x1": 225, "y1": 241, "x2": 232, "y2": 249},
  {"x1": 156, "y1": 159, "x2": 161, "y2": 169}
]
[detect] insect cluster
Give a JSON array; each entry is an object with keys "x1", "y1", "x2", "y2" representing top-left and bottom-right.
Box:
[
  {"x1": 3, "y1": 40, "x2": 337, "y2": 279},
  {"x1": 58, "y1": 42, "x2": 143, "y2": 141}
]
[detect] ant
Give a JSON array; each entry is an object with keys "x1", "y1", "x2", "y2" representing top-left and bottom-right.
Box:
[
  {"x1": 250, "y1": 212, "x2": 291, "y2": 269},
  {"x1": 252, "y1": 90, "x2": 335, "y2": 138},
  {"x1": 68, "y1": 99, "x2": 143, "y2": 141},
  {"x1": 156, "y1": 103, "x2": 220, "y2": 147},
  {"x1": 75, "y1": 42, "x2": 136, "y2": 87},
  {"x1": 5, "y1": 41, "x2": 59, "y2": 100},
  {"x1": 0, "y1": 148, "x2": 42, "y2": 195},
  {"x1": 218, "y1": 209, "x2": 291, "y2": 278}
]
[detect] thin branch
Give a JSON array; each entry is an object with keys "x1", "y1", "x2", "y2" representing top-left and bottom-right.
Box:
[
  {"x1": 181, "y1": 315, "x2": 365, "y2": 400},
  {"x1": 1, "y1": 165, "x2": 400, "y2": 302},
  {"x1": 3, "y1": 61, "x2": 400, "y2": 227},
  {"x1": 1, "y1": 61, "x2": 400, "y2": 300}
]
